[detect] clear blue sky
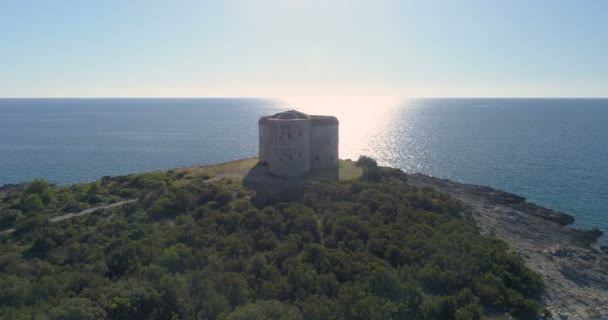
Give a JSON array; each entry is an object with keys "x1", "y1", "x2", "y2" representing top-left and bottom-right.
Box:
[{"x1": 1, "y1": 0, "x2": 607, "y2": 98}]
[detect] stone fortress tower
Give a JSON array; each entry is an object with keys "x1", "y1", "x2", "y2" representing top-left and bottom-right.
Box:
[{"x1": 259, "y1": 110, "x2": 339, "y2": 178}]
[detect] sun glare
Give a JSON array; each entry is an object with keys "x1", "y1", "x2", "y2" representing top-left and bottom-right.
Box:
[{"x1": 279, "y1": 96, "x2": 404, "y2": 160}]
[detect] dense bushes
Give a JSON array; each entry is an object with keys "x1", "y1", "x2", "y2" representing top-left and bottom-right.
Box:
[
  {"x1": 0, "y1": 164, "x2": 546, "y2": 319},
  {"x1": 0, "y1": 172, "x2": 171, "y2": 231}
]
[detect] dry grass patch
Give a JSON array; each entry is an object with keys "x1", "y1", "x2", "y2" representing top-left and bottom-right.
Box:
[
  {"x1": 173, "y1": 158, "x2": 258, "y2": 185},
  {"x1": 339, "y1": 159, "x2": 363, "y2": 181}
]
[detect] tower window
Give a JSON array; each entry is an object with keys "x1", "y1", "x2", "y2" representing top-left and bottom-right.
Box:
[
  {"x1": 289, "y1": 155, "x2": 292, "y2": 160},
  {"x1": 288, "y1": 133, "x2": 292, "y2": 139},
  {"x1": 299, "y1": 130, "x2": 302, "y2": 136},
  {"x1": 299, "y1": 153, "x2": 302, "y2": 158}
]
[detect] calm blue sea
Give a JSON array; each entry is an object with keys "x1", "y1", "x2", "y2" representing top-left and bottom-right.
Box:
[{"x1": 1, "y1": 98, "x2": 607, "y2": 241}]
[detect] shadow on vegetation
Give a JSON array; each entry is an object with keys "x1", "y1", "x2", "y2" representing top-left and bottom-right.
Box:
[{"x1": 243, "y1": 163, "x2": 338, "y2": 208}]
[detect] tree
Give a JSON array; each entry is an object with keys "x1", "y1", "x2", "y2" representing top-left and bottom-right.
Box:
[
  {"x1": 355, "y1": 155, "x2": 378, "y2": 169},
  {"x1": 0, "y1": 209, "x2": 22, "y2": 229},
  {"x1": 21, "y1": 194, "x2": 44, "y2": 213},
  {"x1": 29, "y1": 235, "x2": 56, "y2": 258},
  {"x1": 86, "y1": 181, "x2": 105, "y2": 196},
  {"x1": 356, "y1": 156, "x2": 381, "y2": 181},
  {"x1": 161, "y1": 243, "x2": 192, "y2": 273},
  {"x1": 25, "y1": 178, "x2": 54, "y2": 205}
]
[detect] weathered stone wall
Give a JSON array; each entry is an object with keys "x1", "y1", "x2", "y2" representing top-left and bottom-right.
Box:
[
  {"x1": 267, "y1": 119, "x2": 311, "y2": 177},
  {"x1": 258, "y1": 122, "x2": 271, "y2": 165},
  {"x1": 310, "y1": 122, "x2": 339, "y2": 170}
]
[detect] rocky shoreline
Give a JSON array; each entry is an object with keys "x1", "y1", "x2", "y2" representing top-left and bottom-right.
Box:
[{"x1": 406, "y1": 173, "x2": 608, "y2": 319}]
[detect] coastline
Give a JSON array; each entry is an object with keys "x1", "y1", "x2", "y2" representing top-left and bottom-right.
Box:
[{"x1": 405, "y1": 172, "x2": 608, "y2": 319}]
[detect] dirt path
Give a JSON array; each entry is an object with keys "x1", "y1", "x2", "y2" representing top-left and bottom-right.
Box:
[
  {"x1": 204, "y1": 173, "x2": 246, "y2": 183},
  {"x1": 49, "y1": 199, "x2": 137, "y2": 222},
  {"x1": 1, "y1": 199, "x2": 137, "y2": 234}
]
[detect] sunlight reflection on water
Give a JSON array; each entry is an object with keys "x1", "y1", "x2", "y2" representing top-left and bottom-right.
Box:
[{"x1": 281, "y1": 96, "x2": 404, "y2": 163}]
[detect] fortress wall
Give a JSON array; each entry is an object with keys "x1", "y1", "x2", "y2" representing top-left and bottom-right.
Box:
[
  {"x1": 310, "y1": 122, "x2": 339, "y2": 170},
  {"x1": 267, "y1": 119, "x2": 311, "y2": 177},
  {"x1": 258, "y1": 122, "x2": 271, "y2": 164}
]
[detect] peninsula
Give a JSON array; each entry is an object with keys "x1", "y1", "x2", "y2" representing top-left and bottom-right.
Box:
[{"x1": 1, "y1": 157, "x2": 607, "y2": 319}]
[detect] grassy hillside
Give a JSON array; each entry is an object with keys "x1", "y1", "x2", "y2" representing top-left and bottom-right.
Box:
[{"x1": 0, "y1": 158, "x2": 547, "y2": 319}]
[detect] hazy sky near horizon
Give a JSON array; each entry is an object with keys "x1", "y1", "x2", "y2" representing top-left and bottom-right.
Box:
[{"x1": 1, "y1": 0, "x2": 607, "y2": 98}]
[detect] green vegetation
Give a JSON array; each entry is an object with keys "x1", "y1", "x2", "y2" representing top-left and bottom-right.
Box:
[
  {"x1": 0, "y1": 158, "x2": 547, "y2": 319},
  {"x1": 355, "y1": 155, "x2": 382, "y2": 181},
  {"x1": 0, "y1": 175, "x2": 135, "y2": 231}
]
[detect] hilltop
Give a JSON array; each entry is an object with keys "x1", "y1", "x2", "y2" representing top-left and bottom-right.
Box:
[{"x1": 0, "y1": 158, "x2": 606, "y2": 319}]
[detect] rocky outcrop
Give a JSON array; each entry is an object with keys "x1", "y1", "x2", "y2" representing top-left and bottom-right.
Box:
[
  {"x1": 407, "y1": 173, "x2": 608, "y2": 320},
  {"x1": 408, "y1": 174, "x2": 576, "y2": 226}
]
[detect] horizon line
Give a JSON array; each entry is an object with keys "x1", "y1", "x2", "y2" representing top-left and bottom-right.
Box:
[{"x1": 1, "y1": 96, "x2": 608, "y2": 99}]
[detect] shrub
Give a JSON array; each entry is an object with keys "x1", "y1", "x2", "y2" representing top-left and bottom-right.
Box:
[{"x1": 355, "y1": 155, "x2": 378, "y2": 169}]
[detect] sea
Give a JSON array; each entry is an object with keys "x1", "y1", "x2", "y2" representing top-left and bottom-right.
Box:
[{"x1": 1, "y1": 98, "x2": 607, "y2": 243}]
